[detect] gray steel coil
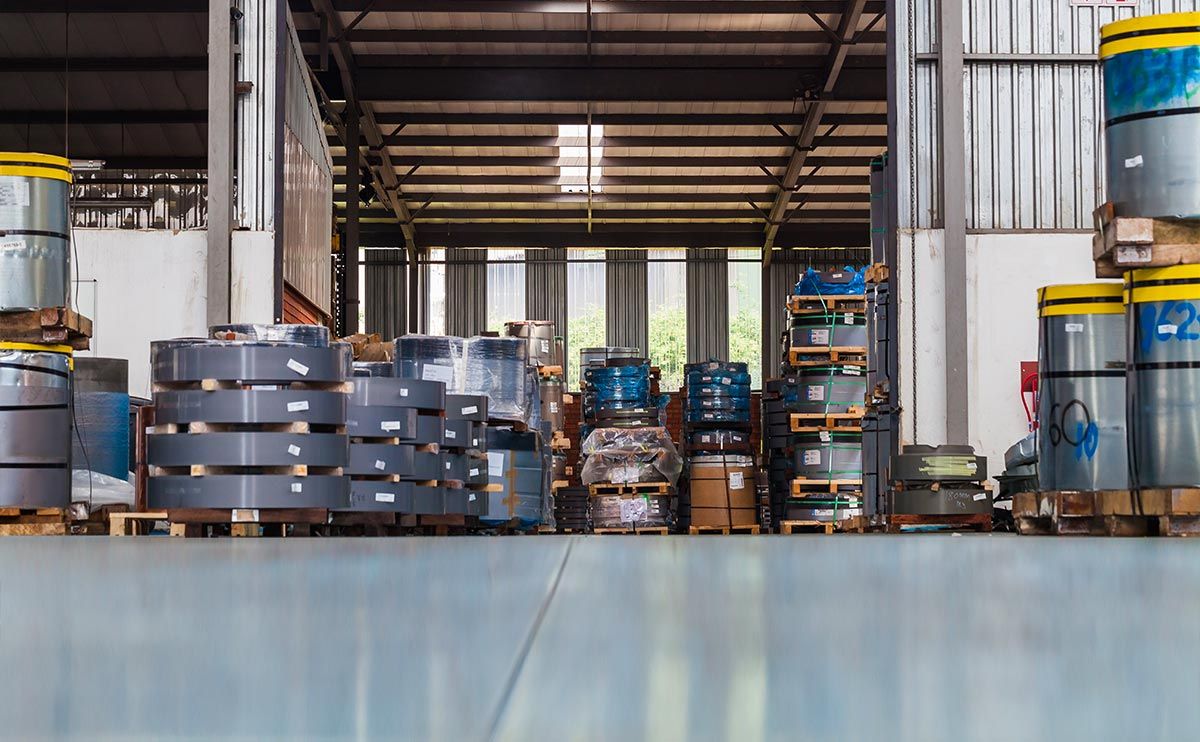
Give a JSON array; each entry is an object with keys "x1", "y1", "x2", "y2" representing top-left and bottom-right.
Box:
[
  {"x1": 0, "y1": 347, "x2": 71, "y2": 507},
  {"x1": 540, "y1": 377, "x2": 565, "y2": 431},
  {"x1": 789, "y1": 313, "x2": 867, "y2": 349},
  {"x1": 148, "y1": 475, "x2": 349, "y2": 509},
  {"x1": 505, "y1": 320, "x2": 557, "y2": 366},
  {"x1": 792, "y1": 431, "x2": 864, "y2": 480},
  {"x1": 210, "y1": 323, "x2": 330, "y2": 347},
  {"x1": 1125, "y1": 266, "x2": 1200, "y2": 487},
  {"x1": 0, "y1": 153, "x2": 71, "y2": 310},
  {"x1": 1035, "y1": 283, "x2": 1127, "y2": 491}
]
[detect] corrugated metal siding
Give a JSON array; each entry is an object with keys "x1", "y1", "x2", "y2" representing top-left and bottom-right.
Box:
[
  {"x1": 526, "y1": 248, "x2": 568, "y2": 345},
  {"x1": 446, "y1": 248, "x2": 487, "y2": 337},
  {"x1": 606, "y1": 249, "x2": 648, "y2": 355},
  {"x1": 236, "y1": 0, "x2": 279, "y2": 231},
  {"x1": 364, "y1": 248, "x2": 407, "y2": 340},
  {"x1": 281, "y1": 8, "x2": 334, "y2": 314},
  {"x1": 901, "y1": 0, "x2": 1200, "y2": 230},
  {"x1": 686, "y1": 248, "x2": 728, "y2": 363}
]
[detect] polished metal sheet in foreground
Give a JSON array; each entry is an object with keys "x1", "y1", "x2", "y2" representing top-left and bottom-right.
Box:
[{"x1": 2, "y1": 537, "x2": 1199, "y2": 741}]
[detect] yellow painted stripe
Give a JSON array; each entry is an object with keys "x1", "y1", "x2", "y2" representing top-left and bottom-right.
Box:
[
  {"x1": 1130, "y1": 264, "x2": 1200, "y2": 282},
  {"x1": 0, "y1": 341, "x2": 75, "y2": 369},
  {"x1": 1101, "y1": 31, "x2": 1200, "y2": 58},
  {"x1": 1129, "y1": 286, "x2": 1200, "y2": 304},
  {"x1": 1101, "y1": 12, "x2": 1200, "y2": 40},
  {"x1": 1037, "y1": 283, "x2": 1124, "y2": 303},
  {"x1": 0, "y1": 165, "x2": 73, "y2": 183},
  {"x1": 1039, "y1": 303, "x2": 1125, "y2": 318},
  {"x1": 0, "y1": 152, "x2": 71, "y2": 167}
]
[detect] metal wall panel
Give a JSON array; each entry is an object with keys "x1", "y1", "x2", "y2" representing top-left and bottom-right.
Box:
[
  {"x1": 235, "y1": 0, "x2": 279, "y2": 231},
  {"x1": 364, "y1": 248, "x2": 406, "y2": 340},
  {"x1": 446, "y1": 248, "x2": 487, "y2": 337},
  {"x1": 605, "y1": 249, "x2": 648, "y2": 355},
  {"x1": 281, "y1": 8, "x2": 334, "y2": 314},
  {"x1": 526, "y1": 248, "x2": 568, "y2": 347},
  {"x1": 686, "y1": 248, "x2": 728, "y2": 363}
]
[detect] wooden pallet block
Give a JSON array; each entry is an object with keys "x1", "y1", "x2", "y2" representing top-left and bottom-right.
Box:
[
  {"x1": 0, "y1": 506, "x2": 102, "y2": 536},
  {"x1": 1092, "y1": 203, "x2": 1200, "y2": 277},
  {"x1": 0, "y1": 307, "x2": 92, "y2": 349},
  {"x1": 779, "y1": 516, "x2": 868, "y2": 535},
  {"x1": 588, "y1": 481, "x2": 672, "y2": 496},
  {"x1": 550, "y1": 433, "x2": 571, "y2": 451},
  {"x1": 1013, "y1": 489, "x2": 1200, "y2": 536},
  {"x1": 865, "y1": 263, "x2": 890, "y2": 284},
  {"x1": 789, "y1": 408, "x2": 865, "y2": 432},
  {"x1": 786, "y1": 295, "x2": 867, "y2": 313},
  {"x1": 537, "y1": 365, "x2": 564, "y2": 378},
  {"x1": 787, "y1": 347, "x2": 869, "y2": 367},
  {"x1": 151, "y1": 421, "x2": 326, "y2": 435},
  {"x1": 791, "y1": 478, "x2": 863, "y2": 495},
  {"x1": 593, "y1": 526, "x2": 669, "y2": 535},
  {"x1": 687, "y1": 524, "x2": 762, "y2": 535},
  {"x1": 110, "y1": 508, "x2": 329, "y2": 537}
]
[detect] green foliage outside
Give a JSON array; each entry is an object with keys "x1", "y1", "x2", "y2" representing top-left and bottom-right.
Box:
[
  {"x1": 567, "y1": 304, "x2": 606, "y2": 390},
  {"x1": 649, "y1": 304, "x2": 687, "y2": 392}
]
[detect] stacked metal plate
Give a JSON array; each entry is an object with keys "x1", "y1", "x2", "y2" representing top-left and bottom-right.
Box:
[
  {"x1": 888, "y1": 444, "x2": 991, "y2": 515},
  {"x1": 147, "y1": 332, "x2": 351, "y2": 509},
  {"x1": 483, "y1": 427, "x2": 545, "y2": 527},
  {"x1": 443, "y1": 394, "x2": 490, "y2": 514},
  {"x1": 0, "y1": 347, "x2": 71, "y2": 507},
  {"x1": 553, "y1": 485, "x2": 589, "y2": 532}
]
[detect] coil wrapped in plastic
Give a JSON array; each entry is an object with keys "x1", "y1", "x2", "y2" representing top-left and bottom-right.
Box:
[
  {"x1": 579, "y1": 426, "x2": 682, "y2": 485},
  {"x1": 210, "y1": 323, "x2": 331, "y2": 347},
  {"x1": 792, "y1": 266, "x2": 866, "y2": 296},
  {"x1": 687, "y1": 382, "x2": 751, "y2": 399},
  {"x1": 686, "y1": 409, "x2": 751, "y2": 423},
  {"x1": 395, "y1": 334, "x2": 464, "y2": 387},
  {"x1": 462, "y1": 337, "x2": 528, "y2": 423},
  {"x1": 352, "y1": 361, "x2": 394, "y2": 378},
  {"x1": 586, "y1": 364, "x2": 650, "y2": 410}
]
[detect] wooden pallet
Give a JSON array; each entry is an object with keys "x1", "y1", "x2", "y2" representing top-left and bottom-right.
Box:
[
  {"x1": 790, "y1": 408, "x2": 865, "y2": 432},
  {"x1": 687, "y1": 524, "x2": 761, "y2": 535},
  {"x1": 588, "y1": 481, "x2": 672, "y2": 496},
  {"x1": 593, "y1": 526, "x2": 670, "y2": 535},
  {"x1": 550, "y1": 479, "x2": 570, "y2": 491},
  {"x1": 786, "y1": 295, "x2": 867, "y2": 314},
  {"x1": 865, "y1": 263, "x2": 890, "y2": 284},
  {"x1": 0, "y1": 504, "x2": 112, "y2": 536},
  {"x1": 550, "y1": 433, "x2": 571, "y2": 451},
  {"x1": 885, "y1": 513, "x2": 992, "y2": 533},
  {"x1": 110, "y1": 508, "x2": 328, "y2": 537},
  {"x1": 791, "y1": 478, "x2": 863, "y2": 495},
  {"x1": 1092, "y1": 203, "x2": 1200, "y2": 277},
  {"x1": 0, "y1": 307, "x2": 92, "y2": 349},
  {"x1": 537, "y1": 365, "x2": 564, "y2": 378},
  {"x1": 779, "y1": 516, "x2": 868, "y2": 534},
  {"x1": 787, "y1": 347, "x2": 868, "y2": 367},
  {"x1": 1013, "y1": 489, "x2": 1200, "y2": 536}
]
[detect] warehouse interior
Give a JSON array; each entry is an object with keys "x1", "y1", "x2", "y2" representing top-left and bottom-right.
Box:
[{"x1": 2, "y1": 1, "x2": 1199, "y2": 739}]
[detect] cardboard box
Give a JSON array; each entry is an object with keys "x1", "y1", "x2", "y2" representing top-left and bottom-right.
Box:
[
  {"x1": 690, "y1": 507, "x2": 758, "y2": 527},
  {"x1": 688, "y1": 466, "x2": 756, "y2": 509}
]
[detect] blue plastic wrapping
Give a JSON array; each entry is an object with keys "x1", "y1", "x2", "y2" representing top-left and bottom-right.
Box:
[
  {"x1": 73, "y1": 391, "x2": 130, "y2": 480},
  {"x1": 686, "y1": 369, "x2": 752, "y2": 386},
  {"x1": 793, "y1": 266, "x2": 866, "y2": 296},
  {"x1": 685, "y1": 360, "x2": 748, "y2": 375},
  {"x1": 688, "y1": 396, "x2": 750, "y2": 411},
  {"x1": 687, "y1": 383, "x2": 751, "y2": 398},
  {"x1": 587, "y1": 364, "x2": 650, "y2": 410},
  {"x1": 686, "y1": 409, "x2": 751, "y2": 423}
]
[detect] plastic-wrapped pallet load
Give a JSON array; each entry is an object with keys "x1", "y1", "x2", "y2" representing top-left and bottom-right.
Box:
[
  {"x1": 395, "y1": 334, "x2": 531, "y2": 424},
  {"x1": 484, "y1": 427, "x2": 545, "y2": 527},
  {"x1": 580, "y1": 427, "x2": 682, "y2": 486}
]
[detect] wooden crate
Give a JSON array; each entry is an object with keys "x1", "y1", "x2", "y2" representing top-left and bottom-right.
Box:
[
  {"x1": 0, "y1": 307, "x2": 92, "y2": 349},
  {"x1": 1092, "y1": 204, "x2": 1200, "y2": 277},
  {"x1": 1013, "y1": 489, "x2": 1200, "y2": 537}
]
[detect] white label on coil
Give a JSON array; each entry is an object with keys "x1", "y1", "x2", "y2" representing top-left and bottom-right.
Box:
[
  {"x1": 806, "y1": 385, "x2": 825, "y2": 401},
  {"x1": 549, "y1": 401, "x2": 559, "y2": 413},
  {"x1": 374, "y1": 459, "x2": 386, "y2": 471},
  {"x1": 469, "y1": 493, "x2": 477, "y2": 502},
  {"x1": 1064, "y1": 323, "x2": 1085, "y2": 333},
  {"x1": 541, "y1": 339, "x2": 550, "y2": 353},
  {"x1": 620, "y1": 498, "x2": 649, "y2": 523},
  {"x1": 810, "y1": 329, "x2": 830, "y2": 345},
  {"x1": 462, "y1": 405, "x2": 478, "y2": 415},
  {"x1": 446, "y1": 429, "x2": 457, "y2": 439},
  {"x1": 972, "y1": 492, "x2": 988, "y2": 502},
  {"x1": 470, "y1": 468, "x2": 480, "y2": 477},
  {"x1": 286, "y1": 358, "x2": 310, "y2": 376},
  {"x1": 422, "y1": 363, "x2": 454, "y2": 384},
  {"x1": 231, "y1": 508, "x2": 259, "y2": 523},
  {"x1": 843, "y1": 313, "x2": 854, "y2": 324},
  {"x1": 721, "y1": 377, "x2": 731, "y2": 385},
  {"x1": 286, "y1": 400, "x2": 309, "y2": 412},
  {"x1": 1124, "y1": 155, "x2": 1143, "y2": 169},
  {"x1": 701, "y1": 434, "x2": 712, "y2": 443},
  {"x1": 832, "y1": 273, "x2": 843, "y2": 279},
  {"x1": 0, "y1": 182, "x2": 30, "y2": 207},
  {"x1": 966, "y1": 462, "x2": 978, "y2": 471},
  {"x1": 487, "y1": 451, "x2": 505, "y2": 477},
  {"x1": 0, "y1": 239, "x2": 24, "y2": 253},
  {"x1": 843, "y1": 367, "x2": 861, "y2": 376},
  {"x1": 375, "y1": 492, "x2": 396, "y2": 504},
  {"x1": 803, "y1": 449, "x2": 822, "y2": 465},
  {"x1": 472, "y1": 438, "x2": 479, "y2": 447},
  {"x1": 287, "y1": 444, "x2": 301, "y2": 457},
  {"x1": 399, "y1": 388, "x2": 409, "y2": 397},
  {"x1": 380, "y1": 420, "x2": 402, "y2": 432},
  {"x1": 729, "y1": 471, "x2": 745, "y2": 489},
  {"x1": 290, "y1": 483, "x2": 303, "y2": 493},
  {"x1": 819, "y1": 431, "x2": 832, "y2": 442},
  {"x1": 446, "y1": 461, "x2": 452, "y2": 471},
  {"x1": 1159, "y1": 324, "x2": 1179, "y2": 335}
]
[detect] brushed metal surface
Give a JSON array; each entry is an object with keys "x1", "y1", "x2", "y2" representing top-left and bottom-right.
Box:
[
  {"x1": 154, "y1": 389, "x2": 347, "y2": 426},
  {"x1": 0, "y1": 174, "x2": 69, "y2": 310},
  {"x1": 147, "y1": 474, "x2": 350, "y2": 509}
]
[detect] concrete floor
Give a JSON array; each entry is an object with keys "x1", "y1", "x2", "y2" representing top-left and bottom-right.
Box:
[{"x1": 2, "y1": 534, "x2": 1197, "y2": 741}]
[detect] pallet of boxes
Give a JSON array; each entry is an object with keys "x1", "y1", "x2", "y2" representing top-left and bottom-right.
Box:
[
  {"x1": 580, "y1": 354, "x2": 679, "y2": 534},
  {"x1": 764, "y1": 267, "x2": 869, "y2": 533},
  {"x1": 678, "y1": 361, "x2": 760, "y2": 535},
  {"x1": 0, "y1": 152, "x2": 112, "y2": 535},
  {"x1": 1014, "y1": 12, "x2": 1200, "y2": 537}
]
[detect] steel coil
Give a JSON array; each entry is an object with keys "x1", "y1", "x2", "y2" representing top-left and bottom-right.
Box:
[
  {"x1": 0, "y1": 347, "x2": 71, "y2": 506},
  {"x1": 0, "y1": 152, "x2": 71, "y2": 310}
]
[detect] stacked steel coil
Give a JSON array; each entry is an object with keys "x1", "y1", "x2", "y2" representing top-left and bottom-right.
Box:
[
  {"x1": 0, "y1": 152, "x2": 72, "y2": 311},
  {"x1": 0, "y1": 346, "x2": 72, "y2": 507},
  {"x1": 1036, "y1": 283, "x2": 1127, "y2": 491},
  {"x1": 888, "y1": 444, "x2": 991, "y2": 515},
  {"x1": 147, "y1": 331, "x2": 351, "y2": 509},
  {"x1": 504, "y1": 320, "x2": 556, "y2": 367},
  {"x1": 553, "y1": 485, "x2": 589, "y2": 532}
]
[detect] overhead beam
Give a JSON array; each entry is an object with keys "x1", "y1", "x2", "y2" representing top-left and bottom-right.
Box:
[
  {"x1": 358, "y1": 226, "x2": 870, "y2": 249},
  {"x1": 295, "y1": 1, "x2": 885, "y2": 14},
  {"x1": 333, "y1": 155, "x2": 870, "y2": 169},
  {"x1": 763, "y1": 0, "x2": 870, "y2": 263},
  {"x1": 0, "y1": 57, "x2": 206, "y2": 72},
  {"x1": 0, "y1": 1, "x2": 205, "y2": 10},
  {"x1": 330, "y1": 135, "x2": 887, "y2": 149},
  {"x1": 335, "y1": 191, "x2": 873, "y2": 204},
  {"x1": 298, "y1": 29, "x2": 886, "y2": 45},
  {"x1": 336, "y1": 207, "x2": 869, "y2": 221},
  {"x1": 350, "y1": 66, "x2": 886, "y2": 102},
  {"x1": 332, "y1": 174, "x2": 867, "y2": 186},
  {"x1": 346, "y1": 54, "x2": 884, "y2": 70},
  {"x1": 0, "y1": 110, "x2": 206, "y2": 125},
  {"x1": 369, "y1": 112, "x2": 887, "y2": 127}
]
